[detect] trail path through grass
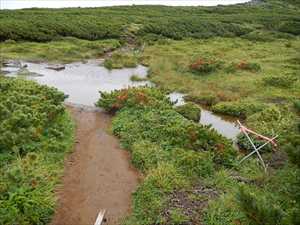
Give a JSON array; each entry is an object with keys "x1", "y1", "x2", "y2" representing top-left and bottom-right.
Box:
[{"x1": 50, "y1": 106, "x2": 139, "y2": 225}]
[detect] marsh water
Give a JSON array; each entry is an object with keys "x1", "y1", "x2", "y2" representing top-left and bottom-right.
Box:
[
  {"x1": 168, "y1": 92, "x2": 240, "y2": 140},
  {"x1": 1, "y1": 0, "x2": 251, "y2": 10},
  {"x1": 2, "y1": 60, "x2": 150, "y2": 106},
  {"x1": 2, "y1": 61, "x2": 239, "y2": 140}
]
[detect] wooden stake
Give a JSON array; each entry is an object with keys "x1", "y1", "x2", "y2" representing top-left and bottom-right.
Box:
[{"x1": 94, "y1": 209, "x2": 106, "y2": 225}]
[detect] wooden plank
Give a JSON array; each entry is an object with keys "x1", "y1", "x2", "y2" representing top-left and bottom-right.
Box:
[{"x1": 94, "y1": 209, "x2": 106, "y2": 225}]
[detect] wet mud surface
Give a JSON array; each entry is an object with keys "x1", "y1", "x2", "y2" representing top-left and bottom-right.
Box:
[{"x1": 50, "y1": 106, "x2": 139, "y2": 225}]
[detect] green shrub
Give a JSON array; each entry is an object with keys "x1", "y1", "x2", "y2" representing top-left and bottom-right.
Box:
[
  {"x1": 189, "y1": 57, "x2": 222, "y2": 75},
  {"x1": 0, "y1": 77, "x2": 74, "y2": 225},
  {"x1": 96, "y1": 87, "x2": 171, "y2": 112},
  {"x1": 173, "y1": 149, "x2": 214, "y2": 178},
  {"x1": 175, "y1": 102, "x2": 201, "y2": 122},
  {"x1": 0, "y1": 187, "x2": 54, "y2": 225},
  {"x1": 237, "y1": 105, "x2": 296, "y2": 152},
  {"x1": 131, "y1": 141, "x2": 168, "y2": 172},
  {"x1": 236, "y1": 186, "x2": 284, "y2": 225},
  {"x1": 98, "y1": 88, "x2": 237, "y2": 166},
  {"x1": 212, "y1": 100, "x2": 266, "y2": 118},
  {"x1": 279, "y1": 21, "x2": 300, "y2": 35},
  {"x1": 185, "y1": 94, "x2": 219, "y2": 107},
  {"x1": 226, "y1": 61, "x2": 261, "y2": 73},
  {"x1": 294, "y1": 100, "x2": 300, "y2": 113},
  {"x1": 263, "y1": 74, "x2": 298, "y2": 88},
  {"x1": 0, "y1": 78, "x2": 66, "y2": 154}
]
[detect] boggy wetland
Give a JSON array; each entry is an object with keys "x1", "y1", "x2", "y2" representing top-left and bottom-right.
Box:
[{"x1": 0, "y1": 0, "x2": 300, "y2": 225}]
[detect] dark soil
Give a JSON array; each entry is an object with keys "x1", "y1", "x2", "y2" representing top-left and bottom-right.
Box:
[{"x1": 162, "y1": 184, "x2": 218, "y2": 225}]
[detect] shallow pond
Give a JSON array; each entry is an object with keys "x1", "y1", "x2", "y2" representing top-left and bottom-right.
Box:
[
  {"x1": 2, "y1": 60, "x2": 151, "y2": 106},
  {"x1": 1, "y1": 0, "x2": 251, "y2": 10},
  {"x1": 168, "y1": 92, "x2": 240, "y2": 140}
]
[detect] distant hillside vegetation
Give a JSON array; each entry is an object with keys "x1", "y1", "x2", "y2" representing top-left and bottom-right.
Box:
[{"x1": 0, "y1": 0, "x2": 299, "y2": 42}]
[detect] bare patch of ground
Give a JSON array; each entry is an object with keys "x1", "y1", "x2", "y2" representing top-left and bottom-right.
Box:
[
  {"x1": 162, "y1": 184, "x2": 218, "y2": 225},
  {"x1": 50, "y1": 106, "x2": 139, "y2": 225}
]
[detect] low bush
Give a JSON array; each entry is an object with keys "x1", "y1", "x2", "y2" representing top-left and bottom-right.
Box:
[
  {"x1": 294, "y1": 100, "x2": 300, "y2": 113},
  {"x1": 0, "y1": 77, "x2": 74, "y2": 224},
  {"x1": 236, "y1": 186, "x2": 284, "y2": 225},
  {"x1": 242, "y1": 30, "x2": 295, "y2": 42},
  {"x1": 263, "y1": 74, "x2": 298, "y2": 88},
  {"x1": 237, "y1": 105, "x2": 296, "y2": 151},
  {"x1": 96, "y1": 87, "x2": 171, "y2": 112},
  {"x1": 189, "y1": 58, "x2": 222, "y2": 75},
  {"x1": 175, "y1": 102, "x2": 201, "y2": 122},
  {"x1": 131, "y1": 140, "x2": 169, "y2": 172},
  {"x1": 99, "y1": 87, "x2": 236, "y2": 165},
  {"x1": 212, "y1": 100, "x2": 266, "y2": 118},
  {"x1": 185, "y1": 94, "x2": 219, "y2": 107},
  {"x1": 226, "y1": 61, "x2": 261, "y2": 73},
  {"x1": 173, "y1": 149, "x2": 214, "y2": 178}
]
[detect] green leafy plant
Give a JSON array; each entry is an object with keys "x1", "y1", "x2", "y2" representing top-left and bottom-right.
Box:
[
  {"x1": 263, "y1": 74, "x2": 298, "y2": 88},
  {"x1": 189, "y1": 57, "x2": 222, "y2": 75},
  {"x1": 175, "y1": 102, "x2": 201, "y2": 122}
]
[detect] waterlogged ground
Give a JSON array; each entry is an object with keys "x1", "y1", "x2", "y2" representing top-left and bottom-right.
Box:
[
  {"x1": 2, "y1": 60, "x2": 150, "y2": 106},
  {"x1": 168, "y1": 92, "x2": 240, "y2": 140}
]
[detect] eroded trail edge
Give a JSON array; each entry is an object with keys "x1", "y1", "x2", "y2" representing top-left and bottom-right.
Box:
[{"x1": 51, "y1": 106, "x2": 139, "y2": 225}]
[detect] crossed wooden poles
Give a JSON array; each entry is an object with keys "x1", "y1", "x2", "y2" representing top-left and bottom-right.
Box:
[{"x1": 237, "y1": 120, "x2": 278, "y2": 172}]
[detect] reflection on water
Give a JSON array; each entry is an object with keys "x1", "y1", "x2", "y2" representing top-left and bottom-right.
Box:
[
  {"x1": 2, "y1": 59, "x2": 151, "y2": 106},
  {"x1": 1, "y1": 0, "x2": 251, "y2": 10},
  {"x1": 168, "y1": 92, "x2": 240, "y2": 140}
]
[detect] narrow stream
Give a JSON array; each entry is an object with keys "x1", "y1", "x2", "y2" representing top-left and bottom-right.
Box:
[
  {"x1": 168, "y1": 92, "x2": 240, "y2": 140},
  {"x1": 2, "y1": 60, "x2": 240, "y2": 140}
]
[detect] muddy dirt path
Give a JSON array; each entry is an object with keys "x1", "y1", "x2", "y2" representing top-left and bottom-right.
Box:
[{"x1": 50, "y1": 106, "x2": 139, "y2": 225}]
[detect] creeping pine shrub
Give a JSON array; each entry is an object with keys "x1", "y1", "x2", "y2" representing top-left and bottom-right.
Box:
[
  {"x1": 263, "y1": 74, "x2": 298, "y2": 88},
  {"x1": 212, "y1": 100, "x2": 266, "y2": 118},
  {"x1": 131, "y1": 140, "x2": 169, "y2": 172},
  {"x1": 226, "y1": 61, "x2": 261, "y2": 73},
  {"x1": 189, "y1": 57, "x2": 222, "y2": 75},
  {"x1": 175, "y1": 102, "x2": 201, "y2": 122},
  {"x1": 294, "y1": 100, "x2": 300, "y2": 113},
  {"x1": 237, "y1": 105, "x2": 296, "y2": 152},
  {"x1": 173, "y1": 149, "x2": 214, "y2": 178},
  {"x1": 98, "y1": 87, "x2": 237, "y2": 166},
  {"x1": 185, "y1": 94, "x2": 219, "y2": 107},
  {"x1": 96, "y1": 87, "x2": 171, "y2": 112},
  {"x1": 236, "y1": 186, "x2": 284, "y2": 225},
  {"x1": 0, "y1": 78, "x2": 66, "y2": 154}
]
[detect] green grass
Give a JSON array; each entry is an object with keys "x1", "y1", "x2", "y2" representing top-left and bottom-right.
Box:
[
  {"x1": 130, "y1": 74, "x2": 148, "y2": 82},
  {"x1": 0, "y1": 38, "x2": 121, "y2": 63},
  {"x1": 103, "y1": 51, "x2": 139, "y2": 69},
  {"x1": 0, "y1": 77, "x2": 74, "y2": 224}
]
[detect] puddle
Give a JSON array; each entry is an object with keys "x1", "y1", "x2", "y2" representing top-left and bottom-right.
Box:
[
  {"x1": 168, "y1": 92, "x2": 240, "y2": 140},
  {"x1": 2, "y1": 59, "x2": 151, "y2": 106}
]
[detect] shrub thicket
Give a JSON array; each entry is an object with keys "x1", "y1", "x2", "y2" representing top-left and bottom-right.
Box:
[
  {"x1": 0, "y1": 77, "x2": 73, "y2": 225},
  {"x1": 0, "y1": 2, "x2": 298, "y2": 42},
  {"x1": 175, "y1": 102, "x2": 201, "y2": 122}
]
